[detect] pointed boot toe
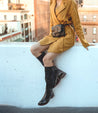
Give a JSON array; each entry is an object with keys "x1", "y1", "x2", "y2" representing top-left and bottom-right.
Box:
[{"x1": 38, "y1": 89, "x2": 54, "y2": 106}]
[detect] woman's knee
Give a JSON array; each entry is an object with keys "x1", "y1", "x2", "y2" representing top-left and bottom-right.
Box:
[
  {"x1": 30, "y1": 45, "x2": 36, "y2": 55},
  {"x1": 30, "y1": 43, "x2": 40, "y2": 56},
  {"x1": 43, "y1": 54, "x2": 53, "y2": 64}
]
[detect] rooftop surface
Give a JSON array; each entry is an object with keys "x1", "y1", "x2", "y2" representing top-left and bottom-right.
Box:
[{"x1": 0, "y1": 106, "x2": 98, "y2": 113}]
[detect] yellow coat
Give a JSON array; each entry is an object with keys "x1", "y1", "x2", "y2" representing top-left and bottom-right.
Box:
[{"x1": 39, "y1": 0, "x2": 90, "y2": 53}]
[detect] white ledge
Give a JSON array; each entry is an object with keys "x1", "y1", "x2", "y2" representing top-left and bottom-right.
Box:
[{"x1": 0, "y1": 42, "x2": 98, "y2": 108}]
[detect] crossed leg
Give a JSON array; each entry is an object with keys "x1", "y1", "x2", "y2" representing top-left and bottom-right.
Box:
[
  {"x1": 30, "y1": 42, "x2": 66, "y2": 106},
  {"x1": 30, "y1": 42, "x2": 58, "y2": 66}
]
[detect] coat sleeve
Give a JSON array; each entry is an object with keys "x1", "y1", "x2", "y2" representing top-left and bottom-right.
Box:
[
  {"x1": 49, "y1": 0, "x2": 53, "y2": 36},
  {"x1": 69, "y1": 0, "x2": 90, "y2": 48},
  {"x1": 50, "y1": 0, "x2": 52, "y2": 5}
]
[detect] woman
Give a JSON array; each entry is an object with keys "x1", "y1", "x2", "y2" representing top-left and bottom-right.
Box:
[{"x1": 30, "y1": 0, "x2": 94, "y2": 106}]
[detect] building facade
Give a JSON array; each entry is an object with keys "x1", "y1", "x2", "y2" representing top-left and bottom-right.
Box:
[
  {"x1": 34, "y1": 0, "x2": 50, "y2": 41},
  {"x1": 78, "y1": 0, "x2": 98, "y2": 43},
  {"x1": 0, "y1": 0, "x2": 98, "y2": 42},
  {"x1": 0, "y1": 0, "x2": 35, "y2": 42},
  {"x1": 83, "y1": 0, "x2": 98, "y2": 7},
  {"x1": 0, "y1": 21, "x2": 22, "y2": 42},
  {"x1": 79, "y1": 8, "x2": 98, "y2": 43}
]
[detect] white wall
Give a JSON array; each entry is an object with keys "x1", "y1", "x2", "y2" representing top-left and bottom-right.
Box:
[
  {"x1": 20, "y1": 0, "x2": 34, "y2": 13},
  {"x1": 0, "y1": 0, "x2": 8, "y2": 10},
  {"x1": 0, "y1": 12, "x2": 21, "y2": 21},
  {"x1": 0, "y1": 43, "x2": 98, "y2": 108},
  {"x1": 83, "y1": 0, "x2": 98, "y2": 7}
]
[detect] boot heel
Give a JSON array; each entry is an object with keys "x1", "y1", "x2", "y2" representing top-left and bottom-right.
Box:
[
  {"x1": 51, "y1": 92, "x2": 54, "y2": 98},
  {"x1": 54, "y1": 72, "x2": 66, "y2": 88},
  {"x1": 59, "y1": 72, "x2": 66, "y2": 79}
]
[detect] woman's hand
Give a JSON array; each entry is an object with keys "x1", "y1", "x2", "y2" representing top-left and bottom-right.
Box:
[{"x1": 85, "y1": 44, "x2": 95, "y2": 50}]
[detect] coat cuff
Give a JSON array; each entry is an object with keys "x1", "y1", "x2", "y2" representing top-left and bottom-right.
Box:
[{"x1": 82, "y1": 42, "x2": 90, "y2": 48}]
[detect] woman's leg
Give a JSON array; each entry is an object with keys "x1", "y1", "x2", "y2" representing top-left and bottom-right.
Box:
[
  {"x1": 38, "y1": 52, "x2": 66, "y2": 106},
  {"x1": 30, "y1": 45, "x2": 66, "y2": 105},
  {"x1": 30, "y1": 42, "x2": 49, "y2": 65},
  {"x1": 31, "y1": 43, "x2": 65, "y2": 79},
  {"x1": 43, "y1": 53, "x2": 66, "y2": 88},
  {"x1": 43, "y1": 52, "x2": 58, "y2": 67},
  {"x1": 30, "y1": 42, "x2": 49, "y2": 57},
  {"x1": 38, "y1": 52, "x2": 58, "y2": 105}
]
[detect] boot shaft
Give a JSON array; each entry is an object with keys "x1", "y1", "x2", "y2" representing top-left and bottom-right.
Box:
[{"x1": 45, "y1": 66, "x2": 57, "y2": 88}]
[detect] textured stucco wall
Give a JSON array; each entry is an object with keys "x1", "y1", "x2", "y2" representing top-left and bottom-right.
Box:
[{"x1": 0, "y1": 42, "x2": 98, "y2": 108}]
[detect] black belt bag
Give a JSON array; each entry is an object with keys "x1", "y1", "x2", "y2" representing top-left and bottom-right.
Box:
[{"x1": 51, "y1": 24, "x2": 69, "y2": 37}]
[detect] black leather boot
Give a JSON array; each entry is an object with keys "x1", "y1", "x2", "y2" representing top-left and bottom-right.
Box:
[
  {"x1": 53, "y1": 66, "x2": 66, "y2": 88},
  {"x1": 37, "y1": 52, "x2": 66, "y2": 87},
  {"x1": 38, "y1": 66, "x2": 56, "y2": 106},
  {"x1": 37, "y1": 52, "x2": 46, "y2": 65},
  {"x1": 38, "y1": 86, "x2": 54, "y2": 106}
]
